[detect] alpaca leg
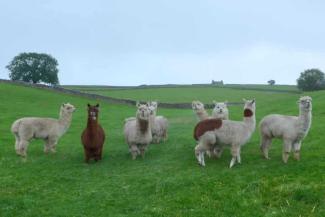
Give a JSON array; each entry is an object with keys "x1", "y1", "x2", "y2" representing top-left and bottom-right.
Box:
[
  {"x1": 140, "y1": 144, "x2": 147, "y2": 158},
  {"x1": 130, "y1": 144, "x2": 139, "y2": 160},
  {"x1": 14, "y1": 134, "x2": 21, "y2": 155},
  {"x1": 48, "y1": 138, "x2": 58, "y2": 153},
  {"x1": 18, "y1": 140, "x2": 29, "y2": 157},
  {"x1": 84, "y1": 149, "x2": 91, "y2": 163},
  {"x1": 293, "y1": 142, "x2": 302, "y2": 161},
  {"x1": 195, "y1": 143, "x2": 206, "y2": 166},
  {"x1": 230, "y1": 144, "x2": 240, "y2": 168},
  {"x1": 282, "y1": 139, "x2": 292, "y2": 163},
  {"x1": 44, "y1": 138, "x2": 51, "y2": 153},
  {"x1": 260, "y1": 136, "x2": 272, "y2": 159}
]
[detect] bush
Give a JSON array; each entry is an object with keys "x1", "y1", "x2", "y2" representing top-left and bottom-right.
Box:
[{"x1": 297, "y1": 69, "x2": 325, "y2": 91}]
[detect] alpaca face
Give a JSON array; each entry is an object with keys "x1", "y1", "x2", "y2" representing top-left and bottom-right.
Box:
[
  {"x1": 148, "y1": 101, "x2": 158, "y2": 115},
  {"x1": 87, "y1": 104, "x2": 99, "y2": 121},
  {"x1": 136, "y1": 104, "x2": 150, "y2": 120},
  {"x1": 299, "y1": 96, "x2": 312, "y2": 111},
  {"x1": 213, "y1": 102, "x2": 228, "y2": 115},
  {"x1": 61, "y1": 103, "x2": 76, "y2": 114},
  {"x1": 192, "y1": 101, "x2": 204, "y2": 111}
]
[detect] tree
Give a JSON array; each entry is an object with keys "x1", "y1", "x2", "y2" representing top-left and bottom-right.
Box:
[
  {"x1": 267, "y1": 79, "x2": 275, "y2": 85},
  {"x1": 297, "y1": 68, "x2": 325, "y2": 91},
  {"x1": 6, "y1": 52, "x2": 59, "y2": 85}
]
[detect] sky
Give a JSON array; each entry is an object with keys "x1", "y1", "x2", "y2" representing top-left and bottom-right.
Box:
[{"x1": 1, "y1": 0, "x2": 325, "y2": 85}]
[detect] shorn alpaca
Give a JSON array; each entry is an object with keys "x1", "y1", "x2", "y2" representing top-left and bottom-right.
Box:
[
  {"x1": 11, "y1": 103, "x2": 76, "y2": 157},
  {"x1": 212, "y1": 101, "x2": 229, "y2": 120},
  {"x1": 81, "y1": 104, "x2": 105, "y2": 163},
  {"x1": 148, "y1": 101, "x2": 168, "y2": 144},
  {"x1": 192, "y1": 101, "x2": 209, "y2": 121},
  {"x1": 259, "y1": 96, "x2": 312, "y2": 163},
  {"x1": 194, "y1": 99, "x2": 256, "y2": 168},
  {"x1": 124, "y1": 103, "x2": 152, "y2": 159}
]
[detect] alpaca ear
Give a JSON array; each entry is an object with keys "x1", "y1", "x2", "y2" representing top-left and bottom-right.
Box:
[
  {"x1": 95, "y1": 103, "x2": 99, "y2": 107},
  {"x1": 251, "y1": 99, "x2": 255, "y2": 104},
  {"x1": 136, "y1": 101, "x2": 140, "y2": 107},
  {"x1": 242, "y1": 98, "x2": 247, "y2": 102},
  {"x1": 87, "y1": 103, "x2": 91, "y2": 107}
]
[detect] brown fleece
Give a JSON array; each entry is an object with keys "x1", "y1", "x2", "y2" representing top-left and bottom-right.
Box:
[
  {"x1": 193, "y1": 118, "x2": 222, "y2": 141},
  {"x1": 244, "y1": 109, "x2": 253, "y2": 117}
]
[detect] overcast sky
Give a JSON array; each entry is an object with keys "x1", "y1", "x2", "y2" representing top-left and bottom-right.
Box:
[{"x1": 1, "y1": 0, "x2": 325, "y2": 85}]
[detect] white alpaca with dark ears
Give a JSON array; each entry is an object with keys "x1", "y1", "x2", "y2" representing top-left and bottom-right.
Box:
[
  {"x1": 11, "y1": 103, "x2": 76, "y2": 157},
  {"x1": 259, "y1": 96, "x2": 312, "y2": 163}
]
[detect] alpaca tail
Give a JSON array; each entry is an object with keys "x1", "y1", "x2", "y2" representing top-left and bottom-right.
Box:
[{"x1": 11, "y1": 119, "x2": 21, "y2": 134}]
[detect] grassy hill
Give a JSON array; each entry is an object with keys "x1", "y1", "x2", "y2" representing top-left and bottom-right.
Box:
[{"x1": 0, "y1": 83, "x2": 324, "y2": 217}]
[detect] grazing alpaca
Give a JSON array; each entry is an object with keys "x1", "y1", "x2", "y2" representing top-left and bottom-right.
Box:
[
  {"x1": 148, "y1": 101, "x2": 168, "y2": 144},
  {"x1": 124, "y1": 103, "x2": 152, "y2": 159},
  {"x1": 212, "y1": 101, "x2": 229, "y2": 120},
  {"x1": 81, "y1": 104, "x2": 105, "y2": 163},
  {"x1": 259, "y1": 96, "x2": 312, "y2": 163},
  {"x1": 194, "y1": 99, "x2": 256, "y2": 168},
  {"x1": 192, "y1": 101, "x2": 209, "y2": 121},
  {"x1": 11, "y1": 103, "x2": 76, "y2": 157}
]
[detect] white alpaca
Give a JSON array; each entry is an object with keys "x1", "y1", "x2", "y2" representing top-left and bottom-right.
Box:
[
  {"x1": 147, "y1": 101, "x2": 168, "y2": 144},
  {"x1": 212, "y1": 101, "x2": 229, "y2": 120},
  {"x1": 207, "y1": 101, "x2": 229, "y2": 158},
  {"x1": 194, "y1": 99, "x2": 256, "y2": 168},
  {"x1": 259, "y1": 96, "x2": 312, "y2": 163},
  {"x1": 124, "y1": 103, "x2": 152, "y2": 159},
  {"x1": 11, "y1": 103, "x2": 76, "y2": 157},
  {"x1": 192, "y1": 100, "x2": 209, "y2": 121}
]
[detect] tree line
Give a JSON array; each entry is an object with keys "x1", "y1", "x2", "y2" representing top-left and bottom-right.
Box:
[{"x1": 5, "y1": 52, "x2": 325, "y2": 91}]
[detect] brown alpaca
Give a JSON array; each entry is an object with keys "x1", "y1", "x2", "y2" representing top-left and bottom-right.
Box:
[{"x1": 81, "y1": 104, "x2": 105, "y2": 163}]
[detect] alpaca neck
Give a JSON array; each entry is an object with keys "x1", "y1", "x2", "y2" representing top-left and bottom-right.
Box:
[
  {"x1": 58, "y1": 111, "x2": 73, "y2": 136},
  {"x1": 87, "y1": 118, "x2": 98, "y2": 137},
  {"x1": 197, "y1": 110, "x2": 208, "y2": 120},
  {"x1": 298, "y1": 109, "x2": 312, "y2": 139},
  {"x1": 136, "y1": 118, "x2": 151, "y2": 134}
]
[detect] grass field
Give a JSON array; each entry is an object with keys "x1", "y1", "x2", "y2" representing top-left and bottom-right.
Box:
[{"x1": 0, "y1": 83, "x2": 324, "y2": 217}]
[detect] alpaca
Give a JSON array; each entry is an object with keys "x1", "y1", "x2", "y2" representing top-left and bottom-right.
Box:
[
  {"x1": 124, "y1": 103, "x2": 152, "y2": 159},
  {"x1": 194, "y1": 99, "x2": 256, "y2": 168},
  {"x1": 259, "y1": 96, "x2": 312, "y2": 163},
  {"x1": 212, "y1": 101, "x2": 229, "y2": 120},
  {"x1": 11, "y1": 103, "x2": 76, "y2": 157},
  {"x1": 207, "y1": 101, "x2": 229, "y2": 158},
  {"x1": 81, "y1": 103, "x2": 105, "y2": 163},
  {"x1": 148, "y1": 101, "x2": 168, "y2": 144},
  {"x1": 192, "y1": 101, "x2": 209, "y2": 121}
]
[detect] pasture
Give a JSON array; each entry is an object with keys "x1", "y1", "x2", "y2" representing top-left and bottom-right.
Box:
[{"x1": 0, "y1": 83, "x2": 324, "y2": 217}]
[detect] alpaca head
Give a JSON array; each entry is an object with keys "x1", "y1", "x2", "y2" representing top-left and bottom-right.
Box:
[
  {"x1": 60, "y1": 103, "x2": 76, "y2": 115},
  {"x1": 212, "y1": 101, "x2": 228, "y2": 115},
  {"x1": 192, "y1": 101, "x2": 205, "y2": 111},
  {"x1": 147, "y1": 101, "x2": 158, "y2": 116},
  {"x1": 136, "y1": 102, "x2": 151, "y2": 120},
  {"x1": 87, "y1": 103, "x2": 99, "y2": 121},
  {"x1": 243, "y1": 99, "x2": 256, "y2": 117},
  {"x1": 298, "y1": 96, "x2": 312, "y2": 112}
]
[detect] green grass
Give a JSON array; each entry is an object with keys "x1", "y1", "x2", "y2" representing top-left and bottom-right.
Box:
[{"x1": 0, "y1": 83, "x2": 324, "y2": 217}]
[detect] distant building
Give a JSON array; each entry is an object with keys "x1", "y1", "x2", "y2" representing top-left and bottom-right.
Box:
[{"x1": 211, "y1": 80, "x2": 224, "y2": 86}]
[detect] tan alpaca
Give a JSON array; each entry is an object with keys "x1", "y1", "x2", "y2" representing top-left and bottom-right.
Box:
[
  {"x1": 11, "y1": 103, "x2": 76, "y2": 157},
  {"x1": 259, "y1": 96, "x2": 312, "y2": 163}
]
